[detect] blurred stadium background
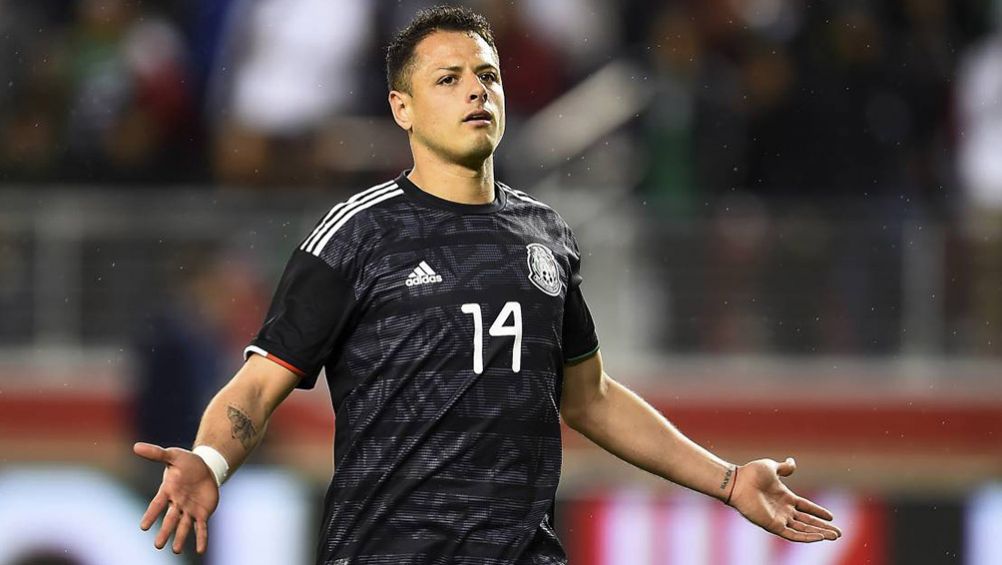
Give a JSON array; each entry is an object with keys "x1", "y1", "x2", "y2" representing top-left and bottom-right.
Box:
[{"x1": 1, "y1": 0, "x2": 1001, "y2": 563}]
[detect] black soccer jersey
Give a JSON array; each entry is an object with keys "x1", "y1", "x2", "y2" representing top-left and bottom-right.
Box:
[{"x1": 246, "y1": 171, "x2": 599, "y2": 565}]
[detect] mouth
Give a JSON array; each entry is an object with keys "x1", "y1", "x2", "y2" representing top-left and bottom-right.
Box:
[{"x1": 463, "y1": 109, "x2": 494, "y2": 125}]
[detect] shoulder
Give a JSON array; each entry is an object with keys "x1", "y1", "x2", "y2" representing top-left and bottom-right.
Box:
[
  {"x1": 498, "y1": 181, "x2": 578, "y2": 241},
  {"x1": 499, "y1": 180, "x2": 551, "y2": 210},
  {"x1": 299, "y1": 178, "x2": 406, "y2": 258},
  {"x1": 498, "y1": 181, "x2": 566, "y2": 223}
]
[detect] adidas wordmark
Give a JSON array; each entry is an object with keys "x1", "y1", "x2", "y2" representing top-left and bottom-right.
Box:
[{"x1": 405, "y1": 261, "x2": 443, "y2": 287}]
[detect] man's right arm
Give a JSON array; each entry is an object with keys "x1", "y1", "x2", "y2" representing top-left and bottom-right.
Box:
[
  {"x1": 134, "y1": 354, "x2": 301, "y2": 555},
  {"x1": 192, "y1": 353, "x2": 301, "y2": 474}
]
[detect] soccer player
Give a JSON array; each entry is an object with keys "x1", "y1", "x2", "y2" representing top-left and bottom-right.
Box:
[{"x1": 134, "y1": 6, "x2": 842, "y2": 563}]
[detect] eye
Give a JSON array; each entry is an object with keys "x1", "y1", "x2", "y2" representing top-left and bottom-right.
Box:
[
  {"x1": 480, "y1": 72, "x2": 499, "y2": 83},
  {"x1": 438, "y1": 75, "x2": 456, "y2": 85}
]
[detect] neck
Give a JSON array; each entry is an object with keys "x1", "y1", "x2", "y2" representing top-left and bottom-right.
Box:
[{"x1": 407, "y1": 148, "x2": 495, "y2": 205}]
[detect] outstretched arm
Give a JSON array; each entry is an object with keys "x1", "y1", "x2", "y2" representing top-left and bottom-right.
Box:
[
  {"x1": 133, "y1": 354, "x2": 301, "y2": 554},
  {"x1": 560, "y1": 350, "x2": 841, "y2": 543}
]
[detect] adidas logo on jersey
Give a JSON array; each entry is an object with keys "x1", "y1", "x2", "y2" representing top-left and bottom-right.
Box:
[{"x1": 405, "y1": 261, "x2": 442, "y2": 287}]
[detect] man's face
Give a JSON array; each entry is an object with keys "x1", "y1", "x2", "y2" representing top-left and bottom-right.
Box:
[{"x1": 391, "y1": 30, "x2": 505, "y2": 168}]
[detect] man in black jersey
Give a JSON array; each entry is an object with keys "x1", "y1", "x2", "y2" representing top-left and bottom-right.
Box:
[{"x1": 135, "y1": 6, "x2": 842, "y2": 563}]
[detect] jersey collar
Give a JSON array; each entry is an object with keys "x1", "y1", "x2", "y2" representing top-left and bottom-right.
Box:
[{"x1": 395, "y1": 170, "x2": 507, "y2": 215}]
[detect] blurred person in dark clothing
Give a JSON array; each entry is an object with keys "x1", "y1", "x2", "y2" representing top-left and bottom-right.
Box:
[
  {"x1": 134, "y1": 251, "x2": 266, "y2": 449},
  {"x1": 0, "y1": 1, "x2": 68, "y2": 181},
  {"x1": 134, "y1": 286, "x2": 225, "y2": 453}
]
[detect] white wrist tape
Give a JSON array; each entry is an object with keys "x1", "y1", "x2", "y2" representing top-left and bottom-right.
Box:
[{"x1": 192, "y1": 445, "x2": 230, "y2": 487}]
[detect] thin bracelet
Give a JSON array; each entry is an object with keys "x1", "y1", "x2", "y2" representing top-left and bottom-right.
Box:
[{"x1": 724, "y1": 465, "x2": 739, "y2": 505}]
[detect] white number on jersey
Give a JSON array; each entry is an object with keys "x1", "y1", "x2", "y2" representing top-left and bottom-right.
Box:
[{"x1": 461, "y1": 302, "x2": 523, "y2": 374}]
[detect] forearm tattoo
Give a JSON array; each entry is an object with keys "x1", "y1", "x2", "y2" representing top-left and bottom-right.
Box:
[
  {"x1": 227, "y1": 405, "x2": 257, "y2": 450},
  {"x1": 719, "y1": 465, "x2": 734, "y2": 493}
]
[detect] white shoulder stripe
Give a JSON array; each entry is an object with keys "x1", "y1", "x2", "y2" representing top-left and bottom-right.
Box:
[
  {"x1": 300, "y1": 180, "x2": 398, "y2": 252},
  {"x1": 302, "y1": 180, "x2": 397, "y2": 252},
  {"x1": 301, "y1": 180, "x2": 397, "y2": 252},
  {"x1": 310, "y1": 187, "x2": 404, "y2": 256}
]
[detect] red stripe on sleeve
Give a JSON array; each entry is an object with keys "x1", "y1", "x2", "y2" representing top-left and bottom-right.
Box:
[{"x1": 260, "y1": 352, "x2": 307, "y2": 377}]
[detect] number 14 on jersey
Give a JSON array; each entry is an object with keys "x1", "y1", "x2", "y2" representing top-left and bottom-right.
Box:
[{"x1": 461, "y1": 302, "x2": 522, "y2": 374}]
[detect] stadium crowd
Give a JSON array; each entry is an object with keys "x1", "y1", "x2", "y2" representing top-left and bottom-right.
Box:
[
  {"x1": 1, "y1": 0, "x2": 1000, "y2": 356},
  {"x1": 0, "y1": 1, "x2": 988, "y2": 195}
]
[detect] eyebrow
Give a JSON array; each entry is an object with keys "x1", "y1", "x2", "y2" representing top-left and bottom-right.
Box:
[{"x1": 435, "y1": 63, "x2": 499, "y2": 74}]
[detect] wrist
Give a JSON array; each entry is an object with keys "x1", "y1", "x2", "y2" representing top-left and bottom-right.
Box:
[
  {"x1": 192, "y1": 445, "x2": 230, "y2": 487},
  {"x1": 723, "y1": 464, "x2": 740, "y2": 506}
]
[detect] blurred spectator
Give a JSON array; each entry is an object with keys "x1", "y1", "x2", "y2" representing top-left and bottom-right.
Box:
[
  {"x1": 0, "y1": 0, "x2": 201, "y2": 184},
  {"x1": 638, "y1": 5, "x2": 701, "y2": 218},
  {"x1": 134, "y1": 274, "x2": 224, "y2": 451},
  {"x1": 481, "y1": 0, "x2": 566, "y2": 115},
  {"x1": 63, "y1": 0, "x2": 198, "y2": 182},
  {"x1": 958, "y1": 14, "x2": 1002, "y2": 213},
  {"x1": 957, "y1": 1, "x2": 1002, "y2": 354},
  {"x1": 209, "y1": 0, "x2": 374, "y2": 187},
  {"x1": 700, "y1": 193, "x2": 772, "y2": 352},
  {"x1": 0, "y1": 1, "x2": 69, "y2": 181},
  {"x1": 133, "y1": 249, "x2": 265, "y2": 451},
  {"x1": 517, "y1": 0, "x2": 620, "y2": 78}
]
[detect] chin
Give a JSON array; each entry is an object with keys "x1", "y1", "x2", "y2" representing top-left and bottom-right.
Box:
[{"x1": 453, "y1": 140, "x2": 497, "y2": 168}]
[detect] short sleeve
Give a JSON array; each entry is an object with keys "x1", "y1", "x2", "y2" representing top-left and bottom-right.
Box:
[
  {"x1": 561, "y1": 235, "x2": 599, "y2": 364},
  {"x1": 245, "y1": 249, "x2": 357, "y2": 389}
]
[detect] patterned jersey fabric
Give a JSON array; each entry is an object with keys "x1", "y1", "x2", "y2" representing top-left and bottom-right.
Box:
[{"x1": 246, "y1": 171, "x2": 599, "y2": 565}]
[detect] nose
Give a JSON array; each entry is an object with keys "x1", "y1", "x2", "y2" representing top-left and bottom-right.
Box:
[
  {"x1": 468, "y1": 88, "x2": 487, "y2": 102},
  {"x1": 468, "y1": 75, "x2": 488, "y2": 102}
]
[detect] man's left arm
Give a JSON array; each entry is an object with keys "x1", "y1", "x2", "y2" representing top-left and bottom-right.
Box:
[{"x1": 560, "y1": 350, "x2": 842, "y2": 543}]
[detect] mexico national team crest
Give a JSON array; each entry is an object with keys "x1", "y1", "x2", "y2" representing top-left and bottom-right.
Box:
[{"x1": 526, "y1": 243, "x2": 562, "y2": 296}]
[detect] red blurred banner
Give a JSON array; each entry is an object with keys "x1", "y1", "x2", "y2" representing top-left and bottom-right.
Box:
[{"x1": 561, "y1": 489, "x2": 886, "y2": 565}]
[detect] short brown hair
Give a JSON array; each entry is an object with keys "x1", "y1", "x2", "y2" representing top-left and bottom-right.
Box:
[{"x1": 385, "y1": 5, "x2": 497, "y2": 93}]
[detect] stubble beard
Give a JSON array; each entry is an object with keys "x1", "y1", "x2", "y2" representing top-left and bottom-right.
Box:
[{"x1": 417, "y1": 128, "x2": 499, "y2": 170}]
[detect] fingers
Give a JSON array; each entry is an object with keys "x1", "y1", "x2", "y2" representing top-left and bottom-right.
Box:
[
  {"x1": 140, "y1": 490, "x2": 169, "y2": 531},
  {"x1": 780, "y1": 525, "x2": 825, "y2": 543},
  {"x1": 172, "y1": 514, "x2": 193, "y2": 554},
  {"x1": 134, "y1": 442, "x2": 170, "y2": 463},
  {"x1": 146, "y1": 499, "x2": 209, "y2": 555},
  {"x1": 793, "y1": 510, "x2": 842, "y2": 537},
  {"x1": 155, "y1": 504, "x2": 182, "y2": 550},
  {"x1": 776, "y1": 457, "x2": 797, "y2": 477},
  {"x1": 195, "y1": 518, "x2": 209, "y2": 555},
  {"x1": 795, "y1": 496, "x2": 835, "y2": 521},
  {"x1": 787, "y1": 516, "x2": 839, "y2": 540}
]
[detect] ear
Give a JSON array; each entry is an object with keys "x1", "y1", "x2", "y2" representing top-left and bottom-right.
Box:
[{"x1": 388, "y1": 90, "x2": 413, "y2": 132}]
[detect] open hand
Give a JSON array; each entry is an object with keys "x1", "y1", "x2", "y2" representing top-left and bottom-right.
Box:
[
  {"x1": 134, "y1": 442, "x2": 220, "y2": 554},
  {"x1": 729, "y1": 457, "x2": 842, "y2": 543}
]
